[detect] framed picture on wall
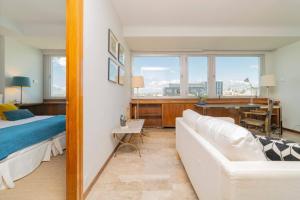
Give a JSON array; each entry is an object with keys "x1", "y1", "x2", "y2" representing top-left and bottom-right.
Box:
[
  {"x1": 108, "y1": 58, "x2": 118, "y2": 83},
  {"x1": 108, "y1": 29, "x2": 118, "y2": 58},
  {"x1": 118, "y1": 66, "x2": 125, "y2": 85},
  {"x1": 118, "y1": 43, "x2": 125, "y2": 65}
]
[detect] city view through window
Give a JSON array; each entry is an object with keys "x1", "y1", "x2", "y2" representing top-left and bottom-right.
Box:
[
  {"x1": 216, "y1": 56, "x2": 260, "y2": 97},
  {"x1": 132, "y1": 55, "x2": 260, "y2": 97},
  {"x1": 51, "y1": 56, "x2": 66, "y2": 97}
]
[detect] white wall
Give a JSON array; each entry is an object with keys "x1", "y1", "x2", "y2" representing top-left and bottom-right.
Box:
[
  {"x1": 83, "y1": 0, "x2": 131, "y2": 190},
  {"x1": 267, "y1": 40, "x2": 300, "y2": 131},
  {"x1": 3, "y1": 37, "x2": 43, "y2": 103},
  {"x1": 0, "y1": 35, "x2": 5, "y2": 101}
]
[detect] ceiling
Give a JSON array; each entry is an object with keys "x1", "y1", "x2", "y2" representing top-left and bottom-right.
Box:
[
  {"x1": 0, "y1": 0, "x2": 299, "y2": 51},
  {"x1": 112, "y1": 0, "x2": 300, "y2": 27},
  {"x1": 0, "y1": 0, "x2": 65, "y2": 49},
  {"x1": 127, "y1": 36, "x2": 300, "y2": 52},
  {"x1": 112, "y1": 0, "x2": 300, "y2": 51}
]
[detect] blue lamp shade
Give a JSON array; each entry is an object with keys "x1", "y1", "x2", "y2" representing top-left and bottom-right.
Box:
[{"x1": 11, "y1": 76, "x2": 31, "y2": 87}]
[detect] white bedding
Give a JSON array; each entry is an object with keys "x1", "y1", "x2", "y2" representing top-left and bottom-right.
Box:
[{"x1": 0, "y1": 116, "x2": 66, "y2": 190}]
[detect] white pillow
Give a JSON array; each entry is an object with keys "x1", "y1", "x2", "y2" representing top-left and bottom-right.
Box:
[
  {"x1": 196, "y1": 116, "x2": 266, "y2": 161},
  {"x1": 182, "y1": 109, "x2": 202, "y2": 130}
]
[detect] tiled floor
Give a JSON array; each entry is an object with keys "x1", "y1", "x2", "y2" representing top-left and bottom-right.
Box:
[
  {"x1": 0, "y1": 154, "x2": 66, "y2": 200},
  {"x1": 282, "y1": 130, "x2": 300, "y2": 143},
  {"x1": 86, "y1": 128, "x2": 198, "y2": 200}
]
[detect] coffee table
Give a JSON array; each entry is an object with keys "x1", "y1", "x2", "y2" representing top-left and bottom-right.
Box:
[{"x1": 112, "y1": 119, "x2": 144, "y2": 157}]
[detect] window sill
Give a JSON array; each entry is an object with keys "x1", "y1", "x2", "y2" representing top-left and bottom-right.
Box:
[
  {"x1": 44, "y1": 99, "x2": 66, "y2": 104},
  {"x1": 131, "y1": 96, "x2": 262, "y2": 100}
]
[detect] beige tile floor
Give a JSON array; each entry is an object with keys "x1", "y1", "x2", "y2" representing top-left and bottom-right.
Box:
[
  {"x1": 0, "y1": 129, "x2": 299, "y2": 200},
  {"x1": 87, "y1": 129, "x2": 300, "y2": 200},
  {"x1": 0, "y1": 153, "x2": 66, "y2": 200},
  {"x1": 87, "y1": 128, "x2": 198, "y2": 200}
]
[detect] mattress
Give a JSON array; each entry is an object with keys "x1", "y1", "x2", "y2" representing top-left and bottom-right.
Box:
[
  {"x1": 0, "y1": 115, "x2": 66, "y2": 160},
  {"x1": 0, "y1": 116, "x2": 52, "y2": 161}
]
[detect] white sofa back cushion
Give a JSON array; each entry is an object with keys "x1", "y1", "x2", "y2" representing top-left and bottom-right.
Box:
[
  {"x1": 182, "y1": 109, "x2": 202, "y2": 130},
  {"x1": 196, "y1": 116, "x2": 266, "y2": 161},
  {"x1": 216, "y1": 117, "x2": 235, "y2": 124}
]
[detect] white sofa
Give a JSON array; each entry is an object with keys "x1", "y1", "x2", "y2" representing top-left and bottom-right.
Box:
[{"x1": 176, "y1": 109, "x2": 300, "y2": 200}]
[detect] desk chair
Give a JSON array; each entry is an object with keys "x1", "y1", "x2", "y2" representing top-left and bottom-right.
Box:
[{"x1": 241, "y1": 99, "x2": 274, "y2": 136}]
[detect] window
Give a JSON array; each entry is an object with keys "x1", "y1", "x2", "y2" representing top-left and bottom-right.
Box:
[
  {"x1": 187, "y1": 57, "x2": 208, "y2": 97},
  {"x1": 50, "y1": 56, "x2": 66, "y2": 97},
  {"x1": 215, "y1": 56, "x2": 260, "y2": 97},
  {"x1": 132, "y1": 54, "x2": 262, "y2": 98},
  {"x1": 132, "y1": 56, "x2": 180, "y2": 97}
]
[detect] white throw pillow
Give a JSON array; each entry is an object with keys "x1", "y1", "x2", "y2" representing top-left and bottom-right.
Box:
[
  {"x1": 182, "y1": 109, "x2": 202, "y2": 130},
  {"x1": 196, "y1": 116, "x2": 266, "y2": 161}
]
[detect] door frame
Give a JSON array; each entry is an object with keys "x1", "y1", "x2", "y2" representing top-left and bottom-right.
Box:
[{"x1": 66, "y1": 0, "x2": 83, "y2": 199}]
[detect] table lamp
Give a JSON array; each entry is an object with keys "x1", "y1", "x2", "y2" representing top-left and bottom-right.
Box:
[
  {"x1": 132, "y1": 76, "x2": 144, "y2": 119},
  {"x1": 244, "y1": 78, "x2": 255, "y2": 105},
  {"x1": 260, "y1": 75, "x2": 276, "y2": 99},
  {"x1": 11, "y1": 76, "x2": 31, "y2": 104}
]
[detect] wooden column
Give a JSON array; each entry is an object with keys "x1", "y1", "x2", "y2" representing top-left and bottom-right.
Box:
[{"x1": 66, "y1": 0, "x2": 83, "y2": 199}]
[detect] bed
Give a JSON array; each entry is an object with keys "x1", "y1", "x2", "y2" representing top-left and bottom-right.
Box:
[{"x1": 0, "y1": 115, "x2": 66, "y2": 190}]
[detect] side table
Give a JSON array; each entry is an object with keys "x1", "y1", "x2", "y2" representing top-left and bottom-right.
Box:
[{"x1": 112, "y1": 119, "x2": 145, "y2": 157}]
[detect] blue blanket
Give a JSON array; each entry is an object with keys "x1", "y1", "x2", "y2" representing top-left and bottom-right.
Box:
[{"x1": 0, "y1": 115, "x2": 66, "y2": 160}]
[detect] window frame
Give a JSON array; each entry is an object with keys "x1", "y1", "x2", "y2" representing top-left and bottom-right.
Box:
[
  {"x1": 44, "y1": 54, "x2": 67, "y2": 99},
  {"x1": 132, "y1": 54, "x2": 182, "y2": 98},
  {"x1": 131, "y1": 52, "x2": 264, "y2": 99},
  {"x1": 185, "y1": 55, "x2": 209, "y2": 97}
]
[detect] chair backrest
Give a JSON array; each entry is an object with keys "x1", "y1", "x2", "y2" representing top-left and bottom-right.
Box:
[{"x1": 265, "y1": 99, "x2": 274, "y2": 133}]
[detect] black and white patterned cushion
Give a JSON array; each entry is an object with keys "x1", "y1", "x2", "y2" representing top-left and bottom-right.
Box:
[{"x1": 254, "y1": 135, "x2": 300, "y2": 161}]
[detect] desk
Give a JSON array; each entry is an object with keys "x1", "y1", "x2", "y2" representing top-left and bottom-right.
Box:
[
  {"x1": 199, "y1": 104, "x2": 261, "y2": 114},
  {"x1": 195, "y1": 104, "x2": 281, "y2": 126}
]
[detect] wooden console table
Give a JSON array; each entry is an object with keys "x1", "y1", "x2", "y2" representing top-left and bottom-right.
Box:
[{"x1": 130, "y1": 98, "x2": 281, "y2": 128}]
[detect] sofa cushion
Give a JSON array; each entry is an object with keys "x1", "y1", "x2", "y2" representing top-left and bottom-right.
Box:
[
  {"x1": 182, "y1": 109, "x2": 202, "y2": 130},
  {"x1": 216, "y1": 117, "x2": 235, "y2": 124},
  {"x1": 255, "y1": 135, "x2": 300, "y2": 161},
  {"x1": 196, "y1": 116, "x2": 266, "y2": 161}
]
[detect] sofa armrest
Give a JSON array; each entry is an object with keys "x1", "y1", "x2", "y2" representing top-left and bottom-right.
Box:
[
  {"x1": 227, "y1": 161, "x2": 300, "y2": 179},
  {"x1": 222, "y1": 161, "x2": 300, "y2": 200}
]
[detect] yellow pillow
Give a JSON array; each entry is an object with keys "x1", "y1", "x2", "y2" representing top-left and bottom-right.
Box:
[{"x1": 0, "y1": 104, "x2": 18, "y2": 120}]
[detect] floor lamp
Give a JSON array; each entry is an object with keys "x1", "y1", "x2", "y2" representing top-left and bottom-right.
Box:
[
  {"x1": 260, "y1": 75, "x2": 276, "y2": 99},
  {"x1": 132, "y1": 76, "x2": 144, "y2": 119},
  {"x1": 11, "y1": 76, "x2": 31, "y2": 104}
]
